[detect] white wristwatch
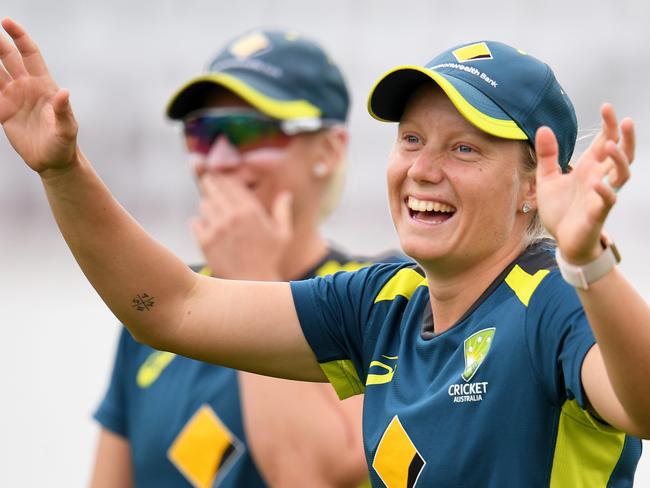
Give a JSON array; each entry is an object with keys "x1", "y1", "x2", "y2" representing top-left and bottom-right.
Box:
[{"x1": 555, "y1": 236, "x2": 621, "y2": 290}]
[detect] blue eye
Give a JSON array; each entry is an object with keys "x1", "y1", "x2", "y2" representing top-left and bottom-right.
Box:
[
  {"x1": 457, "y1": 144, "x2": 473, "y2": 153},
  {"x1": 405, "y1": 134, "x2": 420, "y2": 144}
]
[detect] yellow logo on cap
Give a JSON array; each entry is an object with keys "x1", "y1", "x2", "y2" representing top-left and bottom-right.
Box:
[
  {"x1": 452, "y1": 42, "x2": 493, "y2": 62},
  {"x1": 229, "y1": 32, "x2": 270, "y2": 59}
]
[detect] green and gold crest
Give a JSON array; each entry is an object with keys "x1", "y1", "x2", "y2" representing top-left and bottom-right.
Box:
[{"x1": 462, "y1": 328, "x2": 496, "y2": 382}]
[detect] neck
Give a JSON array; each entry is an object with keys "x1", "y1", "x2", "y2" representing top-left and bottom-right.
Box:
[
  {"x1": 278, "y1": 221, "x2": 329, "y2": 281},
  {"x1": 422, "y1": 240, "x2": 526, "y2": 334}
]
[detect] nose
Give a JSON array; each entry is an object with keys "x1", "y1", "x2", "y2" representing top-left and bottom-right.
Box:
[
  {"x1": 203, "y1": 135, "x2": 243, "y2": 171},
  {"x1": 407, "y1": 150, "x2": 445, "y2": 185}
]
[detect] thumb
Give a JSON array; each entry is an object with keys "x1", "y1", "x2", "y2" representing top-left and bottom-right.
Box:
[
  {"x1": 271, "y1": 191, "x2": 293, "y2": 238},
  {"x1": 535, "y1": 126, "x2": 561, "y2": 180},
  {"x1": 51, "y1": 88, "x2": 77, "y2": 138}
]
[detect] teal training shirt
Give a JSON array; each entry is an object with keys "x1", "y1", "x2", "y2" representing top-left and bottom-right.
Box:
[
  {"x1": 95, "y1": 248, "x2": 403, "y2": 487},
  {"x1": 291, "y1": 242, "x2": 641, "y2": 487}
]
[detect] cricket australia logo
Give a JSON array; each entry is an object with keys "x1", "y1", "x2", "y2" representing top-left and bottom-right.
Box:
[{"x1": 448, "y1": 327, "x2": 495, "y2": 403}]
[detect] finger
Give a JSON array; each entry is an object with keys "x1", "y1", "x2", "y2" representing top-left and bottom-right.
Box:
[
  {"x1": 619, "y1": 117, "x2": 635, "y2": 165},
  {"x1": 590, "y1": 103, "x2": 620, "y2": 162},
  {"x1": 200, "y1": 173, "x2": 233, "y2": 214},
  {"x1": 600, "y1": 103, "x2": 619, "y2": 142},
  {"x1": 190, "y1": 217, "x2": 211, "y2": 245},
  {"x1": 0, "y1": 22, "x2": 28, "y2": 78},
  {"x1": 212, "y1": 174, "x2": 261, "y2": 213},
  {"x1": 535, "y1": 126, "x2": 561, "y2": 179},
  {"x1": 196, "y1": 199, "x2": 223, "y2": 236},
  {"x1": 271, "y1": 191, "x2": 293, "y2": 239},
  {"x1": 190, "y1": 155, "x2": 208, "y2": 182},
  {"x1": 603, "y1": 140, "x2": 630, "y2": 189},
  {"x1": 0, "y1": 61, "x2": 10, "y2": 87},
  {"x1": 593, "y1": 179, "x2": 618, "y2": 220},
  {"x1": 1, "y1": 18, "x2": 50, "y2": 77}
]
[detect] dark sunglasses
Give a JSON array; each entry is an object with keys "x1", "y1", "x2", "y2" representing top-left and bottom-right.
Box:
[{"x1": 182, "y1": 108, "x2": 327, "y2": 155}]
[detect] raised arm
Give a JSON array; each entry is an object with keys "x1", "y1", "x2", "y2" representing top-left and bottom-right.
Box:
[
  {"x1": 0, "y1": 18, "x2": 323, "y2": 381},
  {"x1": 535, "y1": 105, "x2": 650, "y2": 438}
]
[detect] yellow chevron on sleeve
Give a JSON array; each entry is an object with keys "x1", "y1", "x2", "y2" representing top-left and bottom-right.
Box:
[
  {"x1": 315, "y1": 260, "x2": 372, "y2": 277},
  {"x1": 504, "y1": 264, "x2": 550, "y2": 307},
  {"x1": 319, "y1": 359, "x2": 365, "y2": 400},
  {"x1": 137, "y1": 351, "x2": 177, "y2": 388},
  {"x1": 374, "y1": 268, "x2": 427, "y2": 303}
]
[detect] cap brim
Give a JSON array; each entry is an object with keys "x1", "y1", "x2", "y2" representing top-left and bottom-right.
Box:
[
  {"x1": 367, "y1": 66, "x2": 527, "y2": 141},
  {"x1": 166, "y1": 72, "x2": 322, "y2": 121}
]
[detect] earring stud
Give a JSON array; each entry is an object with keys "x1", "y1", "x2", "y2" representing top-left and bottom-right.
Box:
[
  {"x1": 313, "y1": 162, "x2": 328, "y2": 178},
  {"x1": 522, "y1": 202, "x2": 532, "y2": 214}
]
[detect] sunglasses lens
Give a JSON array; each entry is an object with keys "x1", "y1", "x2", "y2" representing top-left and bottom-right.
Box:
[{"x1": 183, "y1": 112, "x2": 291, "y2": 155}]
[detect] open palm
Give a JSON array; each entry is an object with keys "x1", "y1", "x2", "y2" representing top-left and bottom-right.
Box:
[
  {"x1": 535, "y1": 104, "x2": 634, "y2": 264},
  {"x1": 0, "y1": 18, "x2": 78, "y2": 174}
]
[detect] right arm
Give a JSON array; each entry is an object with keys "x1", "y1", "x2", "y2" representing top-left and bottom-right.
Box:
[{"x1": 0, "y1": 18, "x2": 323, "y2": 381}]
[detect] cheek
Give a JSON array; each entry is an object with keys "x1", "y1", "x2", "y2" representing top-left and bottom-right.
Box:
[{"x1": 386, "y1": 155, "x2": 407, "y2": 194}]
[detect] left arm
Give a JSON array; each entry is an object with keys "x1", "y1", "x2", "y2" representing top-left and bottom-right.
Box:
[
  {"x1": 240, "y1": 374, "x2": 368, "y2": 487},
  {"x1": 536, "y1": 105, "x2": 650, "y2": 438}
]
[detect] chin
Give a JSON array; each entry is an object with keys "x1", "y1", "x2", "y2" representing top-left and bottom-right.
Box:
[{"x1": 398, "y1": 236, "x2": 447, "y2": 264}]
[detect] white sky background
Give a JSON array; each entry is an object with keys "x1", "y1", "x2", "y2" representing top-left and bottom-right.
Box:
[{"x1": 2, "y1": 0, "x2": 650, "y2": 485}]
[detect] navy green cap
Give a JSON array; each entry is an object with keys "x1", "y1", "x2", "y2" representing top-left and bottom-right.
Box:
[
  {"x1": 368, "y1": 41, "x2": 577, "y2": 170},
  {"x1": 167, "y1": 29, "x2": 349, "y2": 124}
]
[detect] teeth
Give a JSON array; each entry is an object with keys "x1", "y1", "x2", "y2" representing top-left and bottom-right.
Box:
[{"x1": 407, "y1": 196, "x2": 454, "y2": 213}]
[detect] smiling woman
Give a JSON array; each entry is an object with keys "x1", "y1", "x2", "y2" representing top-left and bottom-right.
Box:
[
  {"x1": 2, "y1": 17, "x2": 649, "y2": 487},
  {"x1": 387, "y1": 84, "x2": 535, "y2": 282}
]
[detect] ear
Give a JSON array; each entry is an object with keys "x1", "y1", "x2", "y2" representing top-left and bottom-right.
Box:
[
  {"x1": 313, "y1": 126, "x2": 349, "y2": 178},
  {"x1": 518, "y1": 172, "x2": 537, "y2": 213}
]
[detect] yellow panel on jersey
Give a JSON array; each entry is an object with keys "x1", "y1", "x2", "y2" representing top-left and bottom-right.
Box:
[
  {"x1": 550, "y1": 399, "x2": 626, "y2": 487},
  {"x1": 374, "y1": 268, "x2": 427, "y2": 303},
  {"x1": 315, "y1": 259, "x2": 372, "y2": 277},
  {"x1": 372, "y1": 415, "x2": 425, "y2": 488},
  {"x1": 168, "y1": 404, "x2": 243, "y2": 488},
  {"x1": 366, "y1": 355, "x2": 398, "y2": 386},
  {"x1": 320, "y1": 359, "x2": 365, "y2": 400},
  {"x1": 504, "y1": 264, "x2": 550, "y2": 307},
  {"x1": 136, "y1": 351, "x2": 177, "y2": 388}
]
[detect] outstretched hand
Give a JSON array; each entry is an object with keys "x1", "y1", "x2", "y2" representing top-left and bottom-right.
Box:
[
  {"x1": 0, "y1": 18, "x2": 79, "y2": 174},
  {"x1": 535, "y1": 103, "x2": 635, "y2": 264}
]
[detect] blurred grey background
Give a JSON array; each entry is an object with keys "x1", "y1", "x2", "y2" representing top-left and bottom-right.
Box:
[{"x1": 2, "y1": 0, "x2": 649, "y2": 485}]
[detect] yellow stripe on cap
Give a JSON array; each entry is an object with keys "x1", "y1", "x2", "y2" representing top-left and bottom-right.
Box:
[
  {"x1": 166, "y1": 72, "x2": 321, "y2": 121},
  {"x1": 368, "y1": 65, "x2": 528, "y2": 141}
]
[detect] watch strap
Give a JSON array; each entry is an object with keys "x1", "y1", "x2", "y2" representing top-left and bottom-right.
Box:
[{"x1": 555, "y1": 240, "x2": 620, "y2": 290}]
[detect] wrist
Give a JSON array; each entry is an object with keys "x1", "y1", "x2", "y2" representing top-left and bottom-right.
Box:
[
  {"x1": 555, "y1": 235, "x2": 621, "y2": 290},
  {"x1": 39, "y1": 147, "x2": 85, "y2": 183}
]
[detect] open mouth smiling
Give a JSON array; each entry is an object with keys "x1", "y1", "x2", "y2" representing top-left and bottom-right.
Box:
[{"x1": 406, "y1": 196, "x2": 456, "y2": 224}]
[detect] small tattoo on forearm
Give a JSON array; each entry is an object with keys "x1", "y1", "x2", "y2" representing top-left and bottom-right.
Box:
[{"x1": 132, "y1": 293, "x2": 155, "y2": 311}]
